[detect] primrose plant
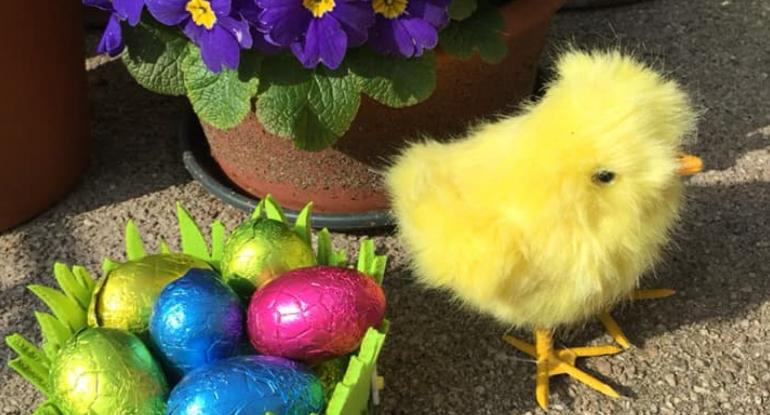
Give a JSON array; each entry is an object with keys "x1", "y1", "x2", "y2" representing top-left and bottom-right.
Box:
[{"x1": 84, "y1": 0, "x2": 509, "y2": 150}]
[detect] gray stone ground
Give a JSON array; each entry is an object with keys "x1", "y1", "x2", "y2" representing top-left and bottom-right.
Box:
[{"x1": 2, "y1": 0, "x2": 769, "y2": 413}]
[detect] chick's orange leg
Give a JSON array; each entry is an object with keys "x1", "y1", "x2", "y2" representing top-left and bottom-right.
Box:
[
  {"x1": 599, "y1": 289, "x2": 676, "y2": 349},
  {"x1": 598, "y1": 311, "x2": 631, "y2": 349},
  {"x1": 630, "y1": 288, "x2": 676, "y2": 300},
  {"x1": 504, "y1": 330, "x2": 622, "y2": 410}
]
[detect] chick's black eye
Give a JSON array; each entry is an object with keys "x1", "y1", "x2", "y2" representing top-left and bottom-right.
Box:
[{"x1": 593, "y1": 170, "x2": 616, "y2": 185}]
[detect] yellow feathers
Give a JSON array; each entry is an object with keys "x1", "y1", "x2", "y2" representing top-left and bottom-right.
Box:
[{"x1": 385, "y1": 50, "x2": 697, "y2": 329}]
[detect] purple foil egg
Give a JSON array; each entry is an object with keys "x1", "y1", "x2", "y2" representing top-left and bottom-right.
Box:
[{"x1": 247, "y1": 266, "x2": 386, "y2": 362}]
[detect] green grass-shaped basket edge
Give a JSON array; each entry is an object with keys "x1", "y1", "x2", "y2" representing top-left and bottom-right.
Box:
[{"x1": 5, "y1": 196, "x2": 389, "y2": 415}]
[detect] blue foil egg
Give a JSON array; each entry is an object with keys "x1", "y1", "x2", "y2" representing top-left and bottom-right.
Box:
[
  {"x1": 166, "y1": 355, "x2": 325, "y2": 415},
  {"x1": 150, "y1": 268, "x2": 244, "y2": 378}
]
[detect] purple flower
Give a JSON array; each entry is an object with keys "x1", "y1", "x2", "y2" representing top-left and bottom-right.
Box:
[
  {"x1": 146, "y1": 0, "x2": 253, "y2": 72},
  {"x1": 256, "y1": 0, "x2": 375, "y2": 69},
  {"x1": 368, "y1": 0, "x2": 450, "y2": 58},
  {"x1": 232, "y1": 0, "x2": 284, "y2": 54},
  {"x1": 83, "y1": 0, "x2": 146, "y2": 56}
]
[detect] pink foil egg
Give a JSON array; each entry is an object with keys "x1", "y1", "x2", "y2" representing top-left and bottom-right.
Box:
[{"x1": 247, "y1": 266, "x2": 386, "y2": 362}]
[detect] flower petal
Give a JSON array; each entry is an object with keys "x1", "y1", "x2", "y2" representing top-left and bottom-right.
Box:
[
  {"x1": 291, "y1": 16, "x2": 347, "y2": 69},
  {"x1": 218, "y1": 15, "x2": 253, "y2": 48},
  {"x1": 97, "y1": 14, "x2": 125, "y2": 57},
  {"x1": 369, "y1": 16, "x2": 414, "y2": 57},
  {"x1": 400, "y1": 17, "x2": 438, "y2": 56},
  {"x1": 210, "y1": 0, "x2": 232, "y2": 16},
  {"x1": 256, "y1": 0, "x2": 295, "y2": 8},
  {"x1": 146, "y1": 0, "x2": 190, "y2": 26},
  {"x1": 260, "y1": 5, "x2": 311, "y2": 45},
  {"x1": 195, "y1": 24, "x2": 242, "y2": 72},
  {"x1": 113, "y1": 0, "x2": 146, "y2": 26},
  {"x1": 251, "y1": 27, "x2": 285, "y2": 54},
  {"x1": 406, "y1": 0, "x2": 450, "y2": 29},
  {"x1": 233, "y1": 0, "x2": 262, "y2": 22},
  {"x1": 83, "y1": 0, "x2": 114, "y2": 13},
  {"x1": 331, "y1": 0, "x2": 374, "y2": 47}
]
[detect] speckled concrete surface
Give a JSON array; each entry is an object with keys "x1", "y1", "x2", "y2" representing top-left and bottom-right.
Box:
[{"x1": 2, "y1": 0, "x2": 769, "y2": 413}]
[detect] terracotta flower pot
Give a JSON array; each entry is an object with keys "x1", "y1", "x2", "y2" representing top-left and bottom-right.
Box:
[
  {"x1": 0, "y1": 3, "x2": 89, "y2": 231},
  {"x1": 203, "y1": 0, "x2": 566, "y2": 214}
]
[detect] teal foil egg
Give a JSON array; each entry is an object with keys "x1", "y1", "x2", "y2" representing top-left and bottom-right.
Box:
[
  {"x1": 167, "y1": 355, "x2": 324, "y2": 415},
  {"x1": 149, "y1": 268, "x2": 244, "y2": 379},
  {"x1": 49, "y1": 328, "x2": 168, "y2": 415}
]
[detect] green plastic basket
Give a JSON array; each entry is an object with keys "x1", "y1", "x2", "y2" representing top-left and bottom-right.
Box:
[{"x1": 5, "y1": 197, "x2": 388, "y2": 415}]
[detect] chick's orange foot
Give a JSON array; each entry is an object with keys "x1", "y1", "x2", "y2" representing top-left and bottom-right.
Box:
[
  {"x1": 504, "y1": 330, "x2": 622, "y2": 410},
  {"x1": 600, "y1": 288, "x2": 677, "y2": 349}
]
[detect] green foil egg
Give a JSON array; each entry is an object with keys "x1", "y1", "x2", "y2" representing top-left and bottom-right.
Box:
[
  {"x1": 87, "y1": 253, "x2": 211, "y2": 335},
  {"x1": 221, "y1": 218, "x2": 315, "y2": 299},
  {"x1": 50, "y1": 328, "x2": 168, "y2": 415},
  {"x1": 313, "y1": 356, "x2": 350, "y2": 402}
]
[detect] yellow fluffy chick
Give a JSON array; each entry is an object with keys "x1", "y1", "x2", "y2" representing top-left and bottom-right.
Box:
[{"x1": 385, "y1": 50, "x2": 703, "y2": 409}]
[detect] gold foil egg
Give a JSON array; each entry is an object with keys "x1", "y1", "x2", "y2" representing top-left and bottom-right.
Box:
[
  {"x1": 87, "y1": 253, "x2": 211, "y2": 335},
  {"x1": 221, "y1": 218, "x2": 315, "y2": 299}
]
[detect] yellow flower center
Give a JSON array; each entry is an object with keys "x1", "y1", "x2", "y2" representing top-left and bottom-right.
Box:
[
  {"x1": 186, "y1": 0, "x2": 217, "y2": 29},
  {"x1": 372, "y1": 0, "x2": 408, "y2": 18},
  {"x1": 303, "y1": 0, "x2": 336, "y2": 18}
]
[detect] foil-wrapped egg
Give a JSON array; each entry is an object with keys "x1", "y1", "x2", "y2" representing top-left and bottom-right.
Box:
[
  {"x1": 313, "y1": 356, "x2": 350, "y2": 402},
  {"x1": 49, "y1": 328, "x2": 168, "y2": 415},
  {"x1": 247, "y1": 266, "x2": 386, "y2": 362},
  {"x1": 87, "y1": 253, "x2": 211, "y2": 335},
  {"x1": 149, "y1": 268, "x2": 244, "y2": 379},
  {"x1": 166, "y1": 355, "x2": 324, "y2": 414},
  {"x1": 220, "y1": 218, "x2": 315, "y2": 299}
]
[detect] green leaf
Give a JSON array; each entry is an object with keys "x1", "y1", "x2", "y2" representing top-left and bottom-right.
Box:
[
  {"x1": 356, "y1": 239, "x2": 387, "y2": 284},
  {"x1": 326, "y1": 323, "x2": 389, "y2": 415},
  {"x1": 6, "y1": 334, "x2": 49, "y2": 368},
  {"x1": 71, "y1": 266, "x2": 96, "y2": 295},
  {"x1": 158, "y1": 239, "x2": 172, "y2": 254},
  {"x1": 101, "y1": 258, "x2": 121, "y2": 275},
  {"x1": 34, "y1": 312, "x2": 71, "y2": 358},
  {"x1": 256, "y1": 55, "x2": 361, "y2": 150},
  {"x1": 124, "y1": 220, "x2": 147, "y2": 261},
  {"x1": 293, "y1": 203, "x2": 313, "y2": 245},
  {"x1": 251, "y1": 199, "x2": 266, "y2": 220},
  {"x1": 32, "y1": 402, "x2": 63, "y2": 415},
  {"x1": 28, "y1": 285, "x2": 85, "y2": 332},
  {"x1": 439, "y1": 1, "x2": 508, "y2": 64},
  {"x1": 176, "y1": 202, "x2": 210, "y2": 260},
  {"x1": 53, "y1": 263, "x2": 91, "y2": 310},
  {"x1": 122, "y1": 18, "x2": 189, "y2": 95},
  {"x1": 9, "y1": 357, "x2": 50, "y2": 396},
  {"x1": 316, "y1": 228, "x2": 334, "y2": 266},
  {"x1": 182, "y1": 47, "x2": 261, "y2": 130},
  {"x1": 210, "y1": 220, "x2": 227, "y2": 264},
  {"x1": 263, "y1": 195, "x2": 287, "y2": 224},
  {"x1": 449, "y1": 0, "x2": 478, "y2": 21},
  {"x1": 350, "y1": 49, "x2": 436, "y2": 108},
  {"x1": 356, "y1": 239, "x2": 374, "y2": 274}
]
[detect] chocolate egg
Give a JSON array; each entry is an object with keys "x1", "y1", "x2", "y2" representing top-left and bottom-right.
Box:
[
  {"x1": 49, "y1": 328, "x2": 168, "y2": 415},
  {"x1": 247, "y1": 266, "x2": 386, "y2": 361},
  {"x1": 166, "y1": 355, "x2": 324, "y2": 414},
  {"x1": 87, "y1": 253, "x2": 211, "y2": 335},
  {"x1": 220, "y1": 218, "x2": 315, "y2": 299},
  {"x1": 313, "y1": 356, "x2": 350, "y2": 402},
  {"x1": 150, "y1": 268, "x2": 244, "y2": 378}
]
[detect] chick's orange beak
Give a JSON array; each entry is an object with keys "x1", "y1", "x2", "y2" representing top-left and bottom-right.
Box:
[{"x1": 677, "y1": 154, "x2": 703, "y2": 176}]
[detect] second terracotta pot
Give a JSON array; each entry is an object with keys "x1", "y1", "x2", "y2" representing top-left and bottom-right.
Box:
[
  {"x1": 0, "y1": 2, "x2": 89, "y2": 231},
  {"x1": 204, "y1": 0, "x2": 565, "y2": 213}
]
